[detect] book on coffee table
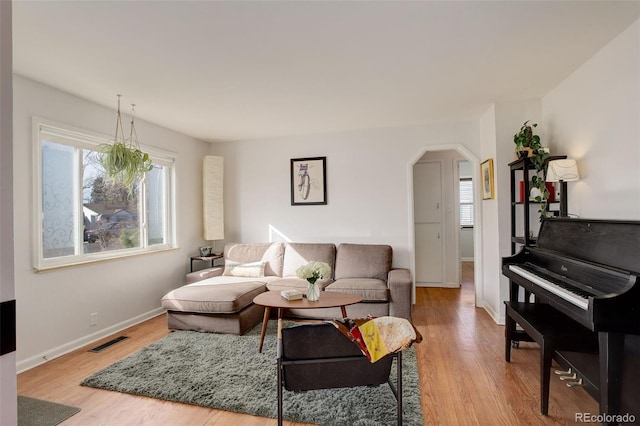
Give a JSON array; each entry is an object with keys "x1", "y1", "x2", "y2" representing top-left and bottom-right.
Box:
[{"x1": 280, "y1": 289, "x2": 303, "y2": 301}]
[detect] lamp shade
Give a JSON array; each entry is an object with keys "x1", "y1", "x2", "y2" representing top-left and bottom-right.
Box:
[
  {"x1": 546, "y1": 159, "x2": 580, "y2": 182},
  {"x1": 203, "y1": 156, "x2": 224, "y2": 241}
]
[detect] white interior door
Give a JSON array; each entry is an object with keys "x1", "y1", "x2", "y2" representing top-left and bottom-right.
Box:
[{"x1": 414, "y1": 161, "x2": 444, "y2": 285}]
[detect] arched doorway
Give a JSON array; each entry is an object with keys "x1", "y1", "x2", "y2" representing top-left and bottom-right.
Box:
[{"x1": 408, "y1": 144, "x2": 484, "y2": 306}]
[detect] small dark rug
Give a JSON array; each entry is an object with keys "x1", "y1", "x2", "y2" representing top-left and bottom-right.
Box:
[
  {"x1": 81, "y1": 322, "x2": 423, "y2": 425},
  {"x1": 17, "y1": 396, "x2": 80, "y2": 426}
]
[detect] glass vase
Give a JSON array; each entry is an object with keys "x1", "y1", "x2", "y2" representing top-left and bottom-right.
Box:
[{"x1": 306, "y1": 281, "x2": 320, "y2": 301}]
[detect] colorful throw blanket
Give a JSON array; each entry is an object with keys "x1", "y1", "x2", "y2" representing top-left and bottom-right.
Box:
[{"x1": 330, "y1": 316, "x2": 423, "y2": 363}]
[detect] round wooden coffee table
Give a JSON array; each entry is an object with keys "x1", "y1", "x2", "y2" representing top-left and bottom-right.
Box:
[{"x1": 253, "y1": 291, "x2": 363, "y2": 353}]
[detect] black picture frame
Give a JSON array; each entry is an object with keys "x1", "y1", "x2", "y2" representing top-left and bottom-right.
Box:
[{"x1": 291, "y1": 157, "x2": 327, "y2": 205}]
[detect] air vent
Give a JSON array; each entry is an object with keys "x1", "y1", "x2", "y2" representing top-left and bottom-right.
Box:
[{"x1": 89, "y1": 336, "x2": 129, "y2": 353}]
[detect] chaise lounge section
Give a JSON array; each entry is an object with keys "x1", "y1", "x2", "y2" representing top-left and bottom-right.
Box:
[{"x1": 161, "y1": 242, "x2": 412, "y2": 334}]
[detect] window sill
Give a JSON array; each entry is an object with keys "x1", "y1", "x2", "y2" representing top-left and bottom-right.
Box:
[{"x1": 34, "y1": 245, "x2": 178, "y2": 273}]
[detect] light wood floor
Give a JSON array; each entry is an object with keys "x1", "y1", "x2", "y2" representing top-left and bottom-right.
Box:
[{"x1": 18, "y1": 261, "x2": 598, "y2": 425}]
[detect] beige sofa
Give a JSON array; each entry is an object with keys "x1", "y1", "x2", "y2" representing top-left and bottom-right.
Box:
[{"x1": 161, "y1": 242, "x2": 412, "y2": 334}]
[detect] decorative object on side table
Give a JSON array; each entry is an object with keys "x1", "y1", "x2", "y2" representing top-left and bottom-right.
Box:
[
  {"x1": 296, "y1": 261, "x2": 331, "y2": 301},
  {"x1": 513, "y1": 121, "x2": 551, "y2": 222},
  {"x1": 199, "y1": 246, "x2": 212, "y2": 257},
  {"x1": 190, "y1": 253, "x2": 223, "y2": 273}
]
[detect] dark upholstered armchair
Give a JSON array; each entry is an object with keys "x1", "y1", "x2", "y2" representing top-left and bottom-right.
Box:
[{"x1": 277, "y1": 322, "x2": 402, "y2": 425}]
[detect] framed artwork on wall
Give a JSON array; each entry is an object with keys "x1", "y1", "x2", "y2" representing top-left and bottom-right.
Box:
[
  {"x1": 481, "y1": 158, "x2": 495, "y2": 200},
  {"x1": 290, "y1": 157, "x2": 327, "y2": 205}
]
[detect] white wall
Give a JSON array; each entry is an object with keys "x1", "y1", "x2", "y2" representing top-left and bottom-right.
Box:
[
  {"x1": 543, "y1": 19, "x2": 640, "y2": 220},
  {"x1": 475, "y1": 98, "x2": 544, "y2": 322},
  {"x1": 13, "y1": 76, "x2": 212, "y2": 370},
  {"x1": 460, "y1": 228, "x2": 474, "y2": 260},
  {"x1": 212, "y1": 123, "x2": 480, "y2": 273},
  {"x1": 478, "y1": 104, "x2": 500, "y2": 320},
  {"x1": 0, "y1": 1, "x2": 17, "y2": 423}
]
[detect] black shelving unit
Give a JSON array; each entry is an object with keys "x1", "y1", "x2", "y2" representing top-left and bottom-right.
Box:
[{"x1": 508, "y1": 155, "x2": 566, "y2": 253}]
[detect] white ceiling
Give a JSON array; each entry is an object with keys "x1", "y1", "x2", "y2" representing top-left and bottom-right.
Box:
[{"x1": 12, "y1": 1, "x2": 640, "y2": 142}]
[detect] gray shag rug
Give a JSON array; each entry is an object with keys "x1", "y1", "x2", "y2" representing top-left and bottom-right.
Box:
[
  {"x1": 81, "y1": 322, "x2": 423, "y2": 425},
  {"x1": 18, "y1": 396, "x2": 80, "y2": 426}
]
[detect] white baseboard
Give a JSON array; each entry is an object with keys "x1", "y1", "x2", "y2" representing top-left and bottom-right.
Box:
[
  {"x1": 482, "y1": 304, "x2": 504, "y2": 325},
  {"x1": 461, "y1": 257, "x2": 474, "y2": 262},
  {"x1": 17, "y1": 307, "x2": 165, "y2": 373},
  {"x1": 416, "y1": 282, "x2": 460, "y2": 288}
]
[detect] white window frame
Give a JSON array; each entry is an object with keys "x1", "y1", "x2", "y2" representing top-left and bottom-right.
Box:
[
  {"x1": 33, "y1": 118, "x2": 176, "y2": 271},
  {"x1": 459, "y1": 177, "x2": 474, "y2": 227}
]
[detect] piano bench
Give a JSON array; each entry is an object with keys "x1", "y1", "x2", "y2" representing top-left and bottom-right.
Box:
[{"x1": 504, "y1": 301, "x2": 598, "y2": 415}]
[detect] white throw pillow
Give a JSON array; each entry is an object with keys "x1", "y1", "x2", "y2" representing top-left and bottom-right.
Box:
[{"x1": 222, "y1": 260, "x2": 266, "y2": 278}]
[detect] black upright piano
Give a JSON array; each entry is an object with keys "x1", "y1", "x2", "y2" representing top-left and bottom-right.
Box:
[{"x1": 502, "y1": 218, "x2": 640, "y2": 425}]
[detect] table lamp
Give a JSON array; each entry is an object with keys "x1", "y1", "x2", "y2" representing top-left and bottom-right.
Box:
[{"x1": 546, "y1": 159, "x2": 580, "y2": 217}]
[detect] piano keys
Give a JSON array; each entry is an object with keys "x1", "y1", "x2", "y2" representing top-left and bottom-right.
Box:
[
  {"x1": 508, "y1": 263, "x2": 590, "y2": 310},
  {"x1": 502, "y1": 218, "x2": 640, "y2": 425}
]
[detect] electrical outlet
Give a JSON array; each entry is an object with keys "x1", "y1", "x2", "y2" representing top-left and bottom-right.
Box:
[{"x1": 90, "y1": 312, "x2": 98, "y2": 327}]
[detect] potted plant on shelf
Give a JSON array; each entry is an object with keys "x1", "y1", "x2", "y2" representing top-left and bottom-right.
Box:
[
  {"x1": 513, "y1": 121, "x2": 551, "y2": 222},
  {"x1": 513, "y1": 120, "x2": 538, "y2": 158}
]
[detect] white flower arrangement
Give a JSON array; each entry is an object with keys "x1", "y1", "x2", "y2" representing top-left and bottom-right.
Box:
[{"x1": 295, "y1": 261, "x2": 332, "y2": 285}]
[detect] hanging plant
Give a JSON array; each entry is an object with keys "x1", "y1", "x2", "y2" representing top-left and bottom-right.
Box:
[
  {"x1": 513, "y1": 121, "x2": 550, "y2": 222},
  {"x1": 98, "y1": 95, "x2": 153, "y2": 189},
  {"x1": 98, "y1": 142, "x2": 153, "y2": 188}
]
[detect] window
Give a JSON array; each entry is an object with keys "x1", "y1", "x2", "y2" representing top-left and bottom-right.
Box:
[
  {"x1": 35, "y1": 120, "x2": 175, "y2": 270},
  {"x1": 459, "y1": 178, "x2": 474, "y2": 227}
]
